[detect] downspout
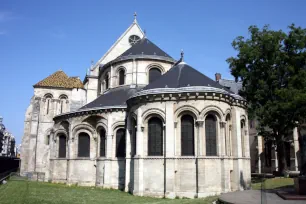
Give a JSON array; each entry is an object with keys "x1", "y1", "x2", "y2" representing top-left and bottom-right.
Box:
[{"x1": 135, "y1": 58, "x2": 138, "y2": 87}]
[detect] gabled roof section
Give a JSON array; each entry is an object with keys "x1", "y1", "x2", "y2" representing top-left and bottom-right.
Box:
[
  {"x1": 93, "y1": 19, "x2": 144, "y2": 68},
  {"x1": 34, "y1": 70, "x2": 84, "y2": 89},
  {"x1": 119, "y1": 37, "x2": 173, "y2": 59},
  {"x1": 143, "y1": 62, "x2": 232, "y2": 92},
  {"x1": 80, "y1": 85, "x2": 143, "y2": 109}
]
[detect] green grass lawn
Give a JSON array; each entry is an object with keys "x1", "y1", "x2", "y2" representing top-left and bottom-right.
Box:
[
  {"x1": 0, "y1": 179, "x2": 217, "y2": 204},
  {"x1": 251, "y1": 177, "x2": 294, "y2": 190}
]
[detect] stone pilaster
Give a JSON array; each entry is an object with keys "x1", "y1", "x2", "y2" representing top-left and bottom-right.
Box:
[
  {"x1": 257, "y1": 135, "x2": 263, "y2": 174},
  {"x1": 125, "y1": 116, "x2": 131, "y2": 192},
  {"x1": 104, "y1": 114, "x2": 113, "y2": 188},
  {"x1": 231, "y1": 107, "x2": 243, "y2": 191},
  {"x1": 165, "y1": 102, "x2": 175, "y2": 198},
  {"x1": 293, "y1": 127, "x2": 299, "y2": 171},
  {"x1": 134, "y1": 107, "x2": 144, "y2": 196}
]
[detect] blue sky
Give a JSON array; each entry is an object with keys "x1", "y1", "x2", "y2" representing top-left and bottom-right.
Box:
[{"x1": 1, "y1": 0, "x2": 306, "y2": 144}]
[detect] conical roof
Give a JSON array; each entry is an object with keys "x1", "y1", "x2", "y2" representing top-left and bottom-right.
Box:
[
  {"x1": 34, "y1": 70, "x2": 84, "y2": 89},
  {"x1": 143, "y1": 62, "x2": 232, "y2": 92},
  {"x1": 120, "y1": 37, "x2": 173, "y2": 59}
]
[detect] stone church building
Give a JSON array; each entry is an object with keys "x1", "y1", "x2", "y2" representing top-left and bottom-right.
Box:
[{"x1": 21, "y1": 16, "x2": 251, "y2": 198}]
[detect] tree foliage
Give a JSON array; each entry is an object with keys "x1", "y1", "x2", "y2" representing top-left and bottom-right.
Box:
[{"x1": 227, "y1": 24, "x2": 306, "y2": 172}]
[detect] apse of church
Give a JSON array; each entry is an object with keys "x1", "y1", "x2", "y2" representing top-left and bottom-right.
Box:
[{"x1": 20, "y1": 15, "x2": 251, "y2": 198}]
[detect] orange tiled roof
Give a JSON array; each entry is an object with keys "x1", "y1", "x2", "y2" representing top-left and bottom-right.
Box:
[{"x1": 34, "y1": 70, "x2": 84, "y2": 89}]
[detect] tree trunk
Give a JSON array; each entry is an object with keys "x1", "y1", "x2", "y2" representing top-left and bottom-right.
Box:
[{"x1": 276, "y1": 136, "x2": 288, "y2": 175}]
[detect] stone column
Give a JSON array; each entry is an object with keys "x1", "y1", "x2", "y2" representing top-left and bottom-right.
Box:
[
  {"x1": 104, "y1": 114, "x2": 113, "y2": 188},
  {"x1": 220, "y1": 122, "x2": 226, "y2": 156},
  {"x1": 196, "y1": 121, "x2": 204, "y2": 156},
  {"x1": 134, "y1": 107, "x2": 144, "y2": 195},
  {"x1": 293, "y1": 127, "x2": 299, "y2": 171},
  {"x1": 257, "y1": 135, "x2": 263, "y2": 174},
  {"x1": 125, "y1": 116, "x2": 131, "y2": 192}
]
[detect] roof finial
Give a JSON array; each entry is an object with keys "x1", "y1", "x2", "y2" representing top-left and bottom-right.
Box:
[
  {"x1": 134, "y1": 12, "x2": 137, "y2": 23},
  {"x1": 144, "y1": 29, "x2": 146, "y2": 38},
  {"x1": 180, "y1": 49, "x2": 184, "y2": 61}
]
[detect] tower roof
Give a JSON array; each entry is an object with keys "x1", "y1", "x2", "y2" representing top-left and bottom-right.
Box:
[
  {"x1": 142, "y1": 62, "x2": 232, "y2": 92},
  {"x1": 34, "y1": 70, "x2": 84, "y2": 89},
  {"x1": 119, "y1": 37, "x2": 173, "y2": 59}
]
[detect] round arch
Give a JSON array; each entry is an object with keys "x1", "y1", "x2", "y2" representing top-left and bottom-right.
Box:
[
  {"x1": 201, "y1": 105, "x2": 224, "y2": 121},
  {"x1": 174, "y1": 105, "x2": 200, "y2": 121},
  {"x1": 142, "y1": 108, "x2": 166, "y2": 124}
]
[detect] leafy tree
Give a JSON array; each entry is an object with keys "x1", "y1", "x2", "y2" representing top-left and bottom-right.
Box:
[{"x1": 227, "y1": 24, "x2": 306, "y2": 173}]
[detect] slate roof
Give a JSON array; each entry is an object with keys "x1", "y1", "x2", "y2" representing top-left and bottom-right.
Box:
[
  {"x1": 143, "y1": 62, "x2": 232, "y2": 92},
  {"x1": 34, "y1": 71, "x2": 84, "y2": 89},
  {"x1": 120, "y1": 37, "x2": 173, "y2": 59},
  {"x1": 218, "y1": 79, "x2": 242, "y2": 94},
  {"x1": 80, "y1": 85, "x2": 144, "y2": 109}
]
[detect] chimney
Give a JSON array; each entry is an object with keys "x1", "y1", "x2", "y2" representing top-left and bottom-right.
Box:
[{"x1": 215, "y1": 73, "x2": 221, "y2": 81}]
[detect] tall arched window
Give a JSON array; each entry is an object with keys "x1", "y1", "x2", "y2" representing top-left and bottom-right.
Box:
[
  {"x1": 105, "y1": 72, "x2": 110, "y2": 90},
  {"x1": 241, "y1": 119, "x2": 245, "y2": 157},
  {"x1": 44, "y1": 94, "x2": 53, "y2": 115},
  {"x1": 225, "y1": 114, "x2": 231, "y2": 156},
  {"x1": 148, "y1": 117, "x2": 163, "y2": 156},
  {"x1": 118, "y1": 69, "x2": 125, "y2": 85},
  {"x1": 59, "y1": 95, "x2": 68, "y2": 114},
  {"x1": 78, "y1": 132, "x2": 90, "y2": 157},
  {"x1": 131, "y1": 118, "x2": 137, "y2": 156},
  {"x1": 100, "y1": 128, "x2": 106, "y2": 157},
  {"x1": 116, "y1": 128, "x2": 126, "y2": 158},
  {"x1": 148, "y1": 68, "x2": 161, "y2": 83},
  {"x1": 205, "y1": 114, "x2": 217, "y2": 156},
  {"x1": 181, "y1": 115, "x2": 194, "y2": 156},
  {"x1": 58, "y1": 135, "x2": 66, "y2": 158}
]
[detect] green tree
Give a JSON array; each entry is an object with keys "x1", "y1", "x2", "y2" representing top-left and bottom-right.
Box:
[{"x1": 227, "y1": 24, "x2": 306, "y2": 174}]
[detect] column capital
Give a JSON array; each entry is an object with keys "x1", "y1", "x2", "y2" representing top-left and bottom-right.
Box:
[
  {"x1": 174, "y1": 121, "x2": 178, "y2": 128},
  {"x1": 196, "y1": 120, "x2": 204, "y2": 127},
  {"x1": 219, "y1": 121, "x2": 226, "y2": 128}
]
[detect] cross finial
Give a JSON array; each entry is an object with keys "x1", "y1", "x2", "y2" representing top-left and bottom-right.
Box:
[
  {"x1": 181, "y1": 49, "x2": 184, "y2": 61},
  {"x1": 134, "y1": 12, "x2": 137, "y2": 22},
  {"x1": 91, "y1": 59, "x2": 94, "y2": 67},
  {"x1": 144, "y1": 29, "x2": 146, "y2": 37}
]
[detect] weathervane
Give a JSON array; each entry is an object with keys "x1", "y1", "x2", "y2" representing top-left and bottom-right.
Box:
[
  {"x1": 134, "y1": 12, "x2": 137, "y2": 22},
  {"x1": 181, "y1": 49, "x2": 184, "y2": 61}
]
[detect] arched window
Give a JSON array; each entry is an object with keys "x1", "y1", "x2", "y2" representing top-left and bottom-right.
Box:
[
  {"x1": 225, "y1": 114, "x2": 231, "y2": 156},
  {"x1": 118, "y1": 69, "x2": 125, "y2": 85},
  {"x1": 59, "y1": 95, "x2": 68, "y2": 114},
  {"x1": 78, "y1": 132, "x2": 90, "y2": 157},
  {"x1": 148, "y1": 117, "x2": 163, "y2": 156},
  {"x1": 181, "y1": 115, "x2": 194, "y2": 156},
  {"x1": 58, "y1": 135, "x2": 66, "y2": 158},
  {"x1": 100, "y1": 128, "x2": 106, "y2": 157},
  {"x1": 116, "y1": 128, "x2": 126, "y2": 158},
  {"x1": 44, "y1": 94, "x2": 53, "y2": 115},
  {"x1": 241, "y1": 119, "x2": 245, "y2": 157},
  {"x1": 46, "y1": 134, "x2": 50, "y2": 145},
  {"x1": 148, "y1": 68, "x2": 161, "y2": 83},
  {"x1": 205, "y1": 114, "x2": 217, "y2": 156},
  {"x1": 105, "y1": 72, "x2": 110, "y2": 90},
  {"x1": 131, "y1": 118, "x2": 137, "y2": 156}
]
